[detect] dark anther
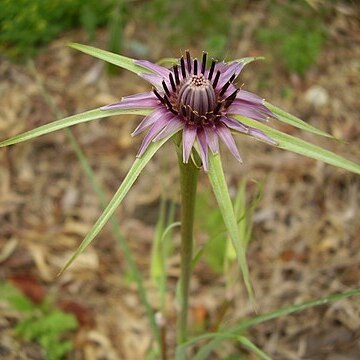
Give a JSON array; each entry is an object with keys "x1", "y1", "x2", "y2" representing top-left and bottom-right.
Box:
[
  {"x1": 169, "y1": 73, "x2": 176, "y2": 91},
  {"x1": 180, "y1": 57, "x2": 186, "y2": 78},
  {"x1": 162, "y1": 80, "x2": 170, "y2": 97},
  {"x1": 169, "y1": 107, "x2": 179, "y2": 115},
  {"x1": 186, "y1": 51, "x2": 192, "y2": 72},
  {"x1": 213, "y1": 101, "x2": 223, "y2": 115},
  {"x1": 153, "y1": 89, "x2": 165, "y2": 104},
  {"x1": 224, "y1": 89, "x2": 239, "y2": 108},
  {"x1": 163, "y1": 95, "x2": 176, "y2": 114},
  {"x1": 181, "y1": 105, "x2": 187, "y2": 117},
  {"x1": 219, "y1": 74, "x2": 236, "y2": 96},
  {"x1": 229, "y1": 74, "x2": 236, "y2": 83},
  {"x1": 208, "y1": 60, "x2": 216, "y2": 80},
  {"x1": 193, "y1": 59, "x2": 198, "y2": 75},
  {"x1": 212, "y1": 70, "x2": 221, "y2": 88},
  {"x1": 173, "y1": 65, "x2": 180, "y2": 85},
  {"x1": 201, "y1": 52, "x2": 207, "y2": 74}
]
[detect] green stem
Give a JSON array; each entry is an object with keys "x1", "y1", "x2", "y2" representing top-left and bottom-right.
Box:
[{"x1": 176, "y1": 152, "x2": 199, "y2": 344}]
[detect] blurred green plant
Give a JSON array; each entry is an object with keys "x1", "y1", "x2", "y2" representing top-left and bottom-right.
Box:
[
  {"x1": 0, "y1": 282, "x2": 78, "y2": 360},
  {"x1": 138, "y1": 0, "x2": 236, "y2": 58},
  {"x1": 195, "y1": 179, "x2": 263, "y2": 274},
  {"x1": 151, "y1": 197, "x2": 178, "y2": 312},
  {"x1": 107, "y1": 0, "x2": 125, "y2": 74},
  {"x1": 0, "y1": 0, "x2": 115, "y2": 59},
  {"x1": 256, "y1": 3, "x2": 326, "y2": 75}
]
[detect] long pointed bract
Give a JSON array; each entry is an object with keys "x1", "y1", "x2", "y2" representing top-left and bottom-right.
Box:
[
  {"x1": 208, "y1": 153, "x2": 255, "y2": 306},
  {"x1": 58, "y1": 136, "x2": 171, "y2": 275},
  {"x1": 0, "y1": 108, "x2": 151, "y2": 147}
]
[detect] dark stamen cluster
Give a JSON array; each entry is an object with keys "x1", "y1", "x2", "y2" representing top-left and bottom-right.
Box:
[{"x1": 153, "y1": 51, "x2": 239, "y2": 126}]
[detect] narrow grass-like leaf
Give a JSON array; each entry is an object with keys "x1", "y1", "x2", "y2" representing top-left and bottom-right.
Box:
[
  {"x1": 176, "y1": 288, "x2": 360, "y2": 358},
  {"x1": 151, "y1": 198, "x2": 167, "y2": 284},
  {"x1": 225, "y1": 179, "x2": 247, "y2": 263},
  {"x1": 208, "y1": 153, "x2": 255, "y2": 305},
  {"x1": 237, "y1": 336, "x2": 273, "y2": 360},
  {"x1": 59, "y1": 137, "x2": 169, "y2": 275},
  {"x1": 233, "y1": 115, "x2": 360, "y2": 175},
  {"x1": 191, "y1": 337, "x2": 226, "y2": 360},
  {"x1": 0, "y1": 108, "x2": 151, "y2": 147},
  {"x1": 150, "y1": 197, "x2": 169, "y2": 312},
  {"x1": 69, "y1": 43, "x2": 146, "y2": 74},
  {"x1": 265, "y1": 101, "x2": 333, "y2": 138},
  {"x1": 30, "y1": 62, "x2": 161, "y2": 345},
  {"x1": 159, "y1": 222, "x2": 181, "y2": 249},
  {"x1": 66, "y1": 128, "x2": 160, "y2": 344},
  {"x1": 192, "y1": 334, "x2": 272, "y2": 360}
]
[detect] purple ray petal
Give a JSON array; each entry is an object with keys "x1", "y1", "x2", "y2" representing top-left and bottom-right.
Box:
[
  {"x1": 132, "y1": 108, "x2": 169, "y2": 136},
  {"x1": 101, "y1": 97, "x2": 159, "y2": 111},
  {"x1": 138, "y1": 73, "x2": 164, "y2": 89},
  {"x1": 216, "y1": 62, "x2": 245, "y2": 89},
  {"x1": 220, "y1": 116, "x2": 248, "y2": 133},
  {"x1": 197, "y1": 129, "x2": 209, "y2": 171},
  {"x1": 204, "y1": 61, "x2": 226, "y2": 78},
  {"x1": 215, "y1": 123, "x2": 242, "y2": 162},
  {"x1": 122, "y1": 92, "x2": 157, "y2": 101},
  {"x1": 227, "y1": 104, "x2": 269, "y2": 122},
  {"x1": 153, "y1": 116, "x2": 184, "y2": 141},
  {"x1": 221, "y1": 83, "x2": 237, "y2": 98},
  {"x1": 248, "y1": 128, "x2": 278, "y2": 145},
  {"x1": 231, "y1": 99, "x2": 274, "y2": 118},
  {"x1": 214, "y1": 61, "x2": 227, "y2": 72},
  {"x1": 204, "y1": 125, "x2": 219, "y2": 154},
  {"x1": 236, "y1": 89, "x2": 263, "y2": 104},
  {"x1": 182, "y1": 125, "x2": 197, "y2": 163},
  {"x1": 137, "y1": 118, "x2": 169, "y2": 157},
  {"x1": 135, "y1": 60, "x2": 170, "y2": 77}
]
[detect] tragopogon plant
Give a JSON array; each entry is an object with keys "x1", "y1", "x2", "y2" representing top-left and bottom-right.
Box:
[{"x1": 1, "y1": 44, "x2": 359, "y2": 353}]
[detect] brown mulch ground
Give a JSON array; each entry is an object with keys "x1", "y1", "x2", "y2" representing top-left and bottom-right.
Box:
[{"x1": 1, "y1": 3, "x2": 360, "y2": 359}]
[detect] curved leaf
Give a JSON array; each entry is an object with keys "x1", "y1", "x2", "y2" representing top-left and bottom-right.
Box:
[
  {"x1": 69, "y1": 43, "x2": 147, "y2": 74},
  {"x1": 0, "y1": 108, "x2": 151, "y2": 147},
  {"x1": 58, "y1": 136, "x2": 170, "y2": 275},
  {"x1": 176, "y1": 288, "x2": 360, "y2": 359},
  {"x1": 233, "y1": 115, "x2": 360, "y2": 175},
  {"x1": 208, "y1": 153, "x2": 255, "y2": 305},
  {"x1": 264, "y1": 101, "x2": 333, "y2": 138},
  {"x1": 193, "y1": 334, "x2": 273, "y2": 360}
]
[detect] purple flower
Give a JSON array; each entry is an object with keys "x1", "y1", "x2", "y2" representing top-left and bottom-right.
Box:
[{"x1": 101, "y1": 51, "x2": 277, "y2": 171}]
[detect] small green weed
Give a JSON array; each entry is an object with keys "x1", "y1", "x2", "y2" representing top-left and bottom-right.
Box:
[
  {"x1": 196, "y1": 179, "x2": 263, "y2": 274},
  {"x1": 0, "y1": 282, "x2": 78, "y2": 360},
  {"x1": 138, "y1": 0, "x2": 236, "y2": 58},
  {"x1": 256, "y1": 3, "x2": 326, "y2": 75},
  {"x1": 0, "y1": 0, "x2": 115, "y2": 59}
]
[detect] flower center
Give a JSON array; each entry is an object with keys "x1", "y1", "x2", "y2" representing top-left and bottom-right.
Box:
[
  {"x1": 152, "y1": 51, "x2": 240, "y2": 126},
  {"x1": 177, "y1": 74, "x2": 216, "y2": 124}
]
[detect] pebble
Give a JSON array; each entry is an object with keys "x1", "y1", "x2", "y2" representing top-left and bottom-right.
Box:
[{"x1": 305, "y1": 85, "x2": 329, "y2": 107}]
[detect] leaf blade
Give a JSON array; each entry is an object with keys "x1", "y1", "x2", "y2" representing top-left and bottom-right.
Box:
[
  {"x1": 237, "y1": 336, "x2": 273, "y2": 360},
  {"x1": 208, "y1": 153, "x2": 255, "y2": 305},
  {"x1": 58, "y1": 137, "x2": 169, "y2": 275},
  {"x1": 265, "y1": 101, "x2": 333, "y2": 138},
  {"x1": 176, "y1": 288, "x2": 360, "y2": 357},
  {"x1": 69, "y1": 43, "x2": 146, "y2": 74},
  {"x1": 0, "y1": 108, "x2": 151, "y2": 147},
  {"x1": 234, "y1": 115, "x2": 360, "y2": 175}
]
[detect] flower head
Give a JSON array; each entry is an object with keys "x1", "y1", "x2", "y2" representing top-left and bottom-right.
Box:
[{"x1": 102, "y1": 51, "x2": 277, "y2": 170}]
